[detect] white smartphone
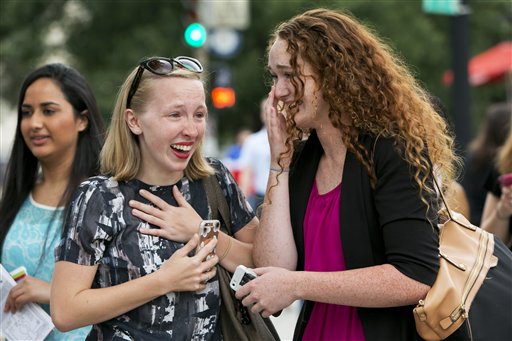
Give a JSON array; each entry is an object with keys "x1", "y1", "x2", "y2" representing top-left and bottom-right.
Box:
[
  {"x1": 195, "y1": 220, "x2": 220, "y2": 260},
  {"x1": 230, "y1": 265, "x2": 257, "y2": 291}
]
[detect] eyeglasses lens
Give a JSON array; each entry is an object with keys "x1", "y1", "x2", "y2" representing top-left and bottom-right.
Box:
[
  {"x1": 146, "y1": 59, "x2": 174, "y2": 74},
  {"x1": 174, "y1": 57, "x2": 203, "y2": 73}
]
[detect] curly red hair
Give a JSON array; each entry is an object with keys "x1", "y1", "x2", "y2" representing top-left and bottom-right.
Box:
[{"x1": 268, "y1": 8, "x2": 459, "y2": 205}]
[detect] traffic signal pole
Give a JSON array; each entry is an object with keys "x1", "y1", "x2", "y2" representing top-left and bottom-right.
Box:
[
  {"x1": 450, "y1": 1, "x2": 471, "y2": 154},
  {"x1": 422, "y1": 0, "x2": 472, "y2": 154}
]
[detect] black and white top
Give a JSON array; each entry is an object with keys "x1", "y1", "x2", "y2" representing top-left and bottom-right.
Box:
[{"x1": 55, "y1": 158, "x2": 254, "y2": 341}]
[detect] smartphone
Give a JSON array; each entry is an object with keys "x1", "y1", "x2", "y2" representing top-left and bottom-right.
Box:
[
  {"x1": 230, "y1": 265, "x2": 257, "y2": 291},
  {"x1": 498, "y1": 173, "x2": 512, "y2": 187},
  {"x1": 195, "y1": 220, "x2": 220, "y2": 260}
]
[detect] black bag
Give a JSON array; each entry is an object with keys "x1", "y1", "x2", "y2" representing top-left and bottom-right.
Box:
[{"x1": 203, "y1": 175, "x2": 280, "y2": 341}]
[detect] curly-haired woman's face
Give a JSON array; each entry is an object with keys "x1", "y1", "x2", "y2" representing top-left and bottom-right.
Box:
[{"x1": 268, "y1": 38, "x2": 330, "y2": 130}]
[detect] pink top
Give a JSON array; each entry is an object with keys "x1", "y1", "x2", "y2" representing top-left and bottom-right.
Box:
[{"x1": 302, "y1": 181, "x2": 365, "y2": 341}]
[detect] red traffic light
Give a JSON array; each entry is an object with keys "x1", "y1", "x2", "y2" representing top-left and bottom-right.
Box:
[{"x1": 211, "y1": 87, "x2": 235, "y2": 109}]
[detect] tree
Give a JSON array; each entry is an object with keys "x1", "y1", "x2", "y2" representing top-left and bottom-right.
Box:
[
  {"x1": 1, "y1": 0, "x2": 510, "y2": 149},
  {"x1": 0, "y1": 0, "x2": 68, "y2": 106}
]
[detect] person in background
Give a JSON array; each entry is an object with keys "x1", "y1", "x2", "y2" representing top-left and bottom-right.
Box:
[
  {"x1": 0, "y1": 63, "x2": 105, "y2": 340},
  {"x1": 445, "y1": 180, "x2": 470, "y2": 219},
  {"x1": 481, "y1": 130, "x2": 512, "y2": 249},
  {"x1": 222, "y1": 127, "x2": 251, "y2": 183},
  {"x1": 430, "y1": 96, "x2": 470, "y2": 219},
  {"x1": 51, "y1": 56, "x2": 257, "y2": 340},
  {"x1": 238, "y1": 98, "x2": 271, "y2": 212},
  {"x1": 237, "y1": 9, "x2": 458, "y2": 340},
  {"x1": 462, "y1": 102, "x2": 511, "y2": 225}
]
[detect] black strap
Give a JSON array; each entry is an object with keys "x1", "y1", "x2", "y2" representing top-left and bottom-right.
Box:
[{"x1": 203, "y1": 174, "x2": 231, "y2": 235}]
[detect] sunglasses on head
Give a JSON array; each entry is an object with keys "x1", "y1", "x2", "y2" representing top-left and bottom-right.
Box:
[{"x1": 126, "y1": 56, "x2": 203, "y2": 108}]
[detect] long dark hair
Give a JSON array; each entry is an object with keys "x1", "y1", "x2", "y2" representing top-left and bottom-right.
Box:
[
  {"x1": 469, "y1": 102, "x2": 511, "y2": 170},
  {"x1": 0, "y1": 63, "x2": 105, "y2": 256}
]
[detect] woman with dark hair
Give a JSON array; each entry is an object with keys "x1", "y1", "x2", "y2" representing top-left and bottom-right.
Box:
[
  {"x1": 0, "y1": 63, "x2": 105, "y2": 340},
  {"x1": 482, "y1": 129, "x2": 512, "y2": 249},
  {"x1": 462, "y1": 102, "x2": 511, "y2": 224}
]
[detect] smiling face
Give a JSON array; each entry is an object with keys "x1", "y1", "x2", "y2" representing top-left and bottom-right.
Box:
[
  {"x1": 126, "y1": 76, "x2": 207, "y2": 185},
  {"x1": 20, "y1": 78, "x2": 87, "y2": 166},
  {"x1": 267, "y1": 38, "x2": 330, "y2": 130}
]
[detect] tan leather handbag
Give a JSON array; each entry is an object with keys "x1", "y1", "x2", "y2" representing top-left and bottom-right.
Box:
[{"x1": 413, "y1": 181, "x2": 497, "y2": 340}]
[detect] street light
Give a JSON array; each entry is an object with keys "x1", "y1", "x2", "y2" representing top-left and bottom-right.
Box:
[{"x1": 184, "y1": 22, "x2": 207, "y2": 48}]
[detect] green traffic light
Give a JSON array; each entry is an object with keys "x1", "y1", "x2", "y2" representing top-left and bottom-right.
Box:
[{"x1": 184, "y1": 23, "x2": 207, "y2": 48}]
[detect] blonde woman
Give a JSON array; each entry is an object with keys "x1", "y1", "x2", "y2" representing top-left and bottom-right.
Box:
[{"x1": 51, "y1": 57, "x2": 257, "y2": 340}]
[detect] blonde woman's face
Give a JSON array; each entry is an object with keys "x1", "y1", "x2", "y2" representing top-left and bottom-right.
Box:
[
  {"x1": 127, "y1": 76, "x2": 207, "y2": 185},
  {"x1": 268, "y1": 38, "x2": 330, "y2": 129}
]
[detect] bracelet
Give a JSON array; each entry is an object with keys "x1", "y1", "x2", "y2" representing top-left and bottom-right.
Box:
[
  {"x1": 270, "y1": 167, "x2": 290, "y2": 173},
  {"x1": 218, "y1": 236, "x2": 232, "y2": 262}
]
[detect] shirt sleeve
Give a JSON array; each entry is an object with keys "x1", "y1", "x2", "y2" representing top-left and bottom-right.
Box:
[
  {"x1": 208, "y1": 158, "x2": 255, "y2": 234},
  {"x1": 55, "y1": 178, "x2": 113, "y2": 266},
  {"x1": 372, "y1": 138, "x2": 440, "y2": 286}
]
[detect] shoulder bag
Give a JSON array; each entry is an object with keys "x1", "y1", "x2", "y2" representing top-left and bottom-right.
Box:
[
  {"x1": 203, "y1": 175, "x2": 280, "y2": 341},
  {"x1": 413, "y1": 177, "x2": 498, "y2": 340}
]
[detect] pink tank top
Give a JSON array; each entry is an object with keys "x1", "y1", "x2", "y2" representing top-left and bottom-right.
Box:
[{"x1": 302, "y1": 181, "x2": 365, "y2": 341}]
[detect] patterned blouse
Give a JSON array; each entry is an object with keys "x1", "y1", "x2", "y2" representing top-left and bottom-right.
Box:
[{"x1": 55, "y1": 158, "x2": 254, "y2": 340}]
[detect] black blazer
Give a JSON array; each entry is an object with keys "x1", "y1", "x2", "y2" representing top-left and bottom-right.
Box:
[{"x1": 289, "y1": 131, "x2": 439, "y2": 341}]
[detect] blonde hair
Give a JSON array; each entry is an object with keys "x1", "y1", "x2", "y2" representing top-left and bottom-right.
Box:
[
  {"x1": 269, "y1": 8, "x2": 459, "y2": 205},
  {"x1": 100, "y1": 62, "x2": 214, "y2": 181}
]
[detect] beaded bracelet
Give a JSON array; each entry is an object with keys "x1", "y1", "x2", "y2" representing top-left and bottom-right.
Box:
[{"x1": 270, "y1": 167, "x2": 290, "y2": 173}]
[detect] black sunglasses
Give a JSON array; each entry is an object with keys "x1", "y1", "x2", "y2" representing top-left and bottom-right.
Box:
[{"x1": 126, "y1": 56, "x2": 203, "y2": 108}]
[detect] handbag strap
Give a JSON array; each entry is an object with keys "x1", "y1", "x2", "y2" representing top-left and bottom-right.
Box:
[
  {"x1": 203, "y1": 174, "x2": 231, "y2": 235},
  {"x1": 203, "y1": 174, "x2": 280, "y2": 340},
  {"x1": 431, "y1": 173, "x2": 455, "y2": 221}
]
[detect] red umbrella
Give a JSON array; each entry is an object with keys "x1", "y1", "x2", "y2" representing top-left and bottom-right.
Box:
[{"x1": 443, "y1": 41, "x2": 512, "y2": 86}]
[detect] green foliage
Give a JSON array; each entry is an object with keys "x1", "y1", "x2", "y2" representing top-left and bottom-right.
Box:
[
  {"x1": 1, "y1": 0, "x2": 511, "y2": 148},
  {"x1": 0, "y1": 0, "x2": 67, "y2": 104}
]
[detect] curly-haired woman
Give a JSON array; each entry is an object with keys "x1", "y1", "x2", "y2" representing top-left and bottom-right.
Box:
[{"x1": 235, "y1": 8, "x2": 460, "y2": 340}]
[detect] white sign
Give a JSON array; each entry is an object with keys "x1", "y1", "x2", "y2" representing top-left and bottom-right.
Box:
[
  {"x1": 198, "y1": 0, "x2": 250, "y2": 30},
  {"x1": 209, "y1": 29, "x2": 241, "y2": 57}
]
